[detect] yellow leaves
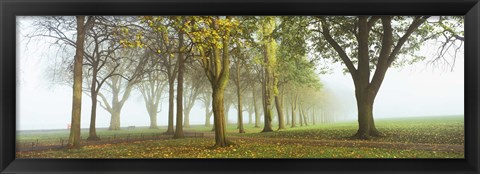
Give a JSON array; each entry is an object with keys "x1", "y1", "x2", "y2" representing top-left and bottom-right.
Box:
[{"x1": 135, "y1": 40, "x2": 144, "y2": 48}]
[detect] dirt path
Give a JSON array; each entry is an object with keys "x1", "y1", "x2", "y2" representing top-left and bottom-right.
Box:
[{"x1": 203, "y1": 132, "x2": 463, "y2": 153}]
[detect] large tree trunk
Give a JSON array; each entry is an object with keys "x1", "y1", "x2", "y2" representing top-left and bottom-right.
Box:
[
  {"x1": 212, "y1": 88, "x2": 228, "y2": 147},
  {"x1": 275, "y1": 95, "x2": 285, "y2": 130},
  {"x1": 109, "y1": 108, "x2": 121, "y2": 130},
  {"x1": 107, "y1": 81, "x2": 133, "y2": 131},
  {"x1": 260, "y1": 17, "x2": 275, "y2": 133},
  {"x1": 68, "y1": 16, "x2": 88, "y2": 148},
  {"x1": 148, "y1": 104, "x2": 158, "y2": 129},
  {"x1": 261, "y1": 51, "x2": 273, "y2": 132},
  {"x1": 174, "y1": 31, "x2": 185, "y2": 139},
  {"x1": 149, "y1": 112, "x2": 158, "y2": 129},
  {"x1": 206, "y1": 16, "x2": 233, "y2": 147},
  {"x1": 166, "y1": 80, "x2": 175, "y2": 134},
  {"x1": 262, "y1": 75, "x2": 273, "y2": 132},
  {"x1": 353, "y1": 89, "x2": 381, "y2": 139}
]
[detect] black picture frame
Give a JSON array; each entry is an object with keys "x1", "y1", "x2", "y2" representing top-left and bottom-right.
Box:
[{"x1": 1, "y1": 0, "x2": 479, "y2": 173}]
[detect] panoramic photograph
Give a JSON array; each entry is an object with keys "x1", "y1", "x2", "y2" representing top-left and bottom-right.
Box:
[{"x1": 16, "y1": 16, "x2": 464, "y2": 158}]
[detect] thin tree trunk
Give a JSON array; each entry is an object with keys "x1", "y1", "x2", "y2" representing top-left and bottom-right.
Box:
[
  {"x1": 302, "y1": 108, "x2": 308, "y2": 126},
  {"x1": 236, "y1": 63, "x2": 245, "y2": 133},
  {"x1": 253, "y1": 87, "x2": 260, "y2": 128},
  {"x1": 166, "y1": 80, "x2": 175, "y2": 134},
  {"x1": 224, "y1": 103, "x2": 231, "y2": 125},
  {"x1": 291, "y1": 102, "x2": 296, "y2": 128},
  {"x1": 299, "y1": 105, "x2": 303, "y2": 126},
  {"x1": 205, "y1": 106, "x2": 211, "y2": 127},
  {"x1": 174, "y1": 31, "x2": 185, "y2": 139},
  {"x1": 312, "y1": 109, "x2": 316, "y2": 125},
  {"x1": 286, "y1": 102, "x2": 290, "y2": 125},
  {"x1": 275, "y1": 95, "x2": 285, "y2": 130},
  {"x1": 87, "y1": 91, "x2": 100, "y2": 141},
  {"x1": 204, "y1": 97, "x2": 212, "y2": 127}
]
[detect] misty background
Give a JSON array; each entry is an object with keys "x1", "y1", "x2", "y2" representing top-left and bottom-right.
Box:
[{"x1": 16, "y1": 17, "x2": 464, "y2": 131}]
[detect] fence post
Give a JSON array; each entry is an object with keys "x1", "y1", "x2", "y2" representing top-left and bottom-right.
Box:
[{"x1": 31, "y1": 142, "x2": 34, "y2": 150}]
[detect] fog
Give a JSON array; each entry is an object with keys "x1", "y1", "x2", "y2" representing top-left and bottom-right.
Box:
[{"x1": 16, "y1": 17, "x2": 464, "y2": 130}]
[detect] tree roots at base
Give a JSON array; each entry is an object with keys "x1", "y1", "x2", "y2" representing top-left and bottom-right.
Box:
[
  {"x1": 350, "y1": 130, "x2": 385, "y2": 140},
  {"x1": 86, "y1": 136, "x2": 101, "y2": 141}
]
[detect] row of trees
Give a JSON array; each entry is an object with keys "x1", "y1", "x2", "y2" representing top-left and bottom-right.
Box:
[{"x1": 28, "y1": 16, "x2": 463, "y2": 148}]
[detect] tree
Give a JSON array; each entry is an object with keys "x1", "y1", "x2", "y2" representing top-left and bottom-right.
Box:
[
  {"x1": 199, "y1": 88, "x2": 213, "y2": 127},
  {"x1": 98, "y1": 48, "x2": 148, "y2": 130},
  {"x1": 230, "y1": 46, "x2": 250, "y2": 133},
  {"x1": 137, "y1": 51, "x2": 167, "y2": 129},
  {"x1": 83, "y1": 17, "x2": 122, "y2": 140},
  {"x1": 426, "y1": 16, "x2": 464, "y2": 70},
  {"x1": 183, "y1": 16, "x2": 237, "y2": 147},
  {"x1": 174, "y1": 25, "x2": 187, "y2": 139},
  {"x1": 121, "y1": 16, "x2": 179, "y2": 134},
  {"x1": 259, "y1": 17, "x2": 277, "y2": 133},
  {"x1": 68, "y1": 16, "x2": 94, "y2": 148},
  {"x1": 314, "y1": 16, "x2": 432, "y2": 139},
  {"x1": 273, "y1": 16, "x2": 316, "y2": 130},
  {"x1": 183, "y1": 64, "x2": 206, "y2": 128}
]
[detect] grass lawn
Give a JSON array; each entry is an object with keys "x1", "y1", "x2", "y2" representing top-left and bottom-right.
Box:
[{"x1": 16, "y1": 115, "x2": 464, "y2": 158}]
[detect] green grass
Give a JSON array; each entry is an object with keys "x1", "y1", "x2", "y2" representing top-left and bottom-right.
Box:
[
  {"x1": 16, "y1": 115, "x2": 464, "y2": 158},
  {"x1": 16, "y1": 138, "x2": 462, "y2": 158},
  {"x1": 192, "y1": 115, "x2": 464, "y2": 145}
]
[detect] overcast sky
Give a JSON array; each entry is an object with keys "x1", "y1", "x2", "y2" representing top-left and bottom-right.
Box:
[{"x1": 16, "y1": 17, "x2": 464, "y2": 130}]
